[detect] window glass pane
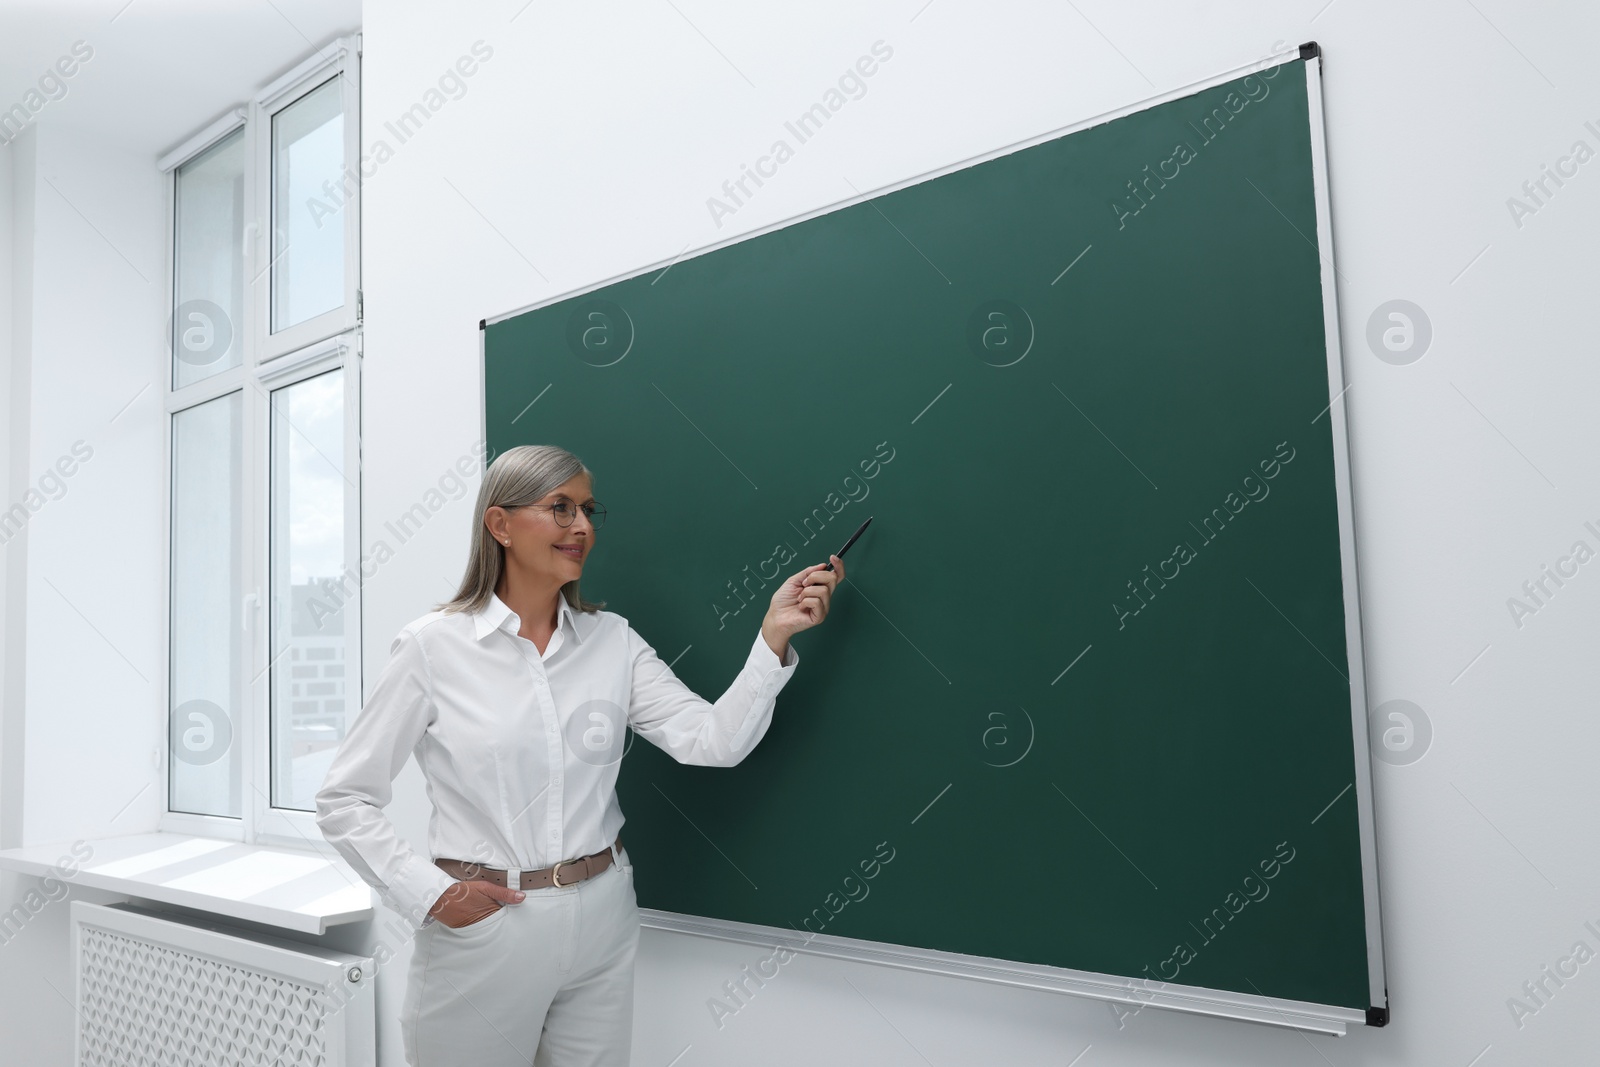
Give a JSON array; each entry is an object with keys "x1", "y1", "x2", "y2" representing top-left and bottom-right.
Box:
[
  {"x1": 173, "y1": 129, "x2": 245, "y2": 388},
  {"x1": 269, "y1": 369, "x2": 347, "y2": 810},
  {"x1": 271, "y1": 76, "x2": 345, "y2": 333},
  {"x1": 170, "y1": 392, "x2": 243, "y2": 817}
]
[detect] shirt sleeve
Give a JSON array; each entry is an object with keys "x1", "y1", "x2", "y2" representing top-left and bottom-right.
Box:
[
  {"x1": 314, "y1": 626, "x2": 458, "y2": 930},
  {"x1": 625, "y1": 624, "x2": 799, "y2": 767}
]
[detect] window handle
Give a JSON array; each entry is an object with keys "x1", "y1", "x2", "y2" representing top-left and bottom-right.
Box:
[{"x1": 242, "y1": 590, "x2": 259, "y2": 632}]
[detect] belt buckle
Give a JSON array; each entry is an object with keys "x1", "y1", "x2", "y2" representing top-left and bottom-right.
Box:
[
  {"x1": 505, "y1": 866, "x2": 521, "y2": 891},
  {"x1": 551, "y1": 858, "x2": 575, "y2": 888}
]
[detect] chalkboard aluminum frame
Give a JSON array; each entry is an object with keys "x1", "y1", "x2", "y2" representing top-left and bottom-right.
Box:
[{"x1": 479, "y1": 44, "x2": 1387, "y2": 1036}]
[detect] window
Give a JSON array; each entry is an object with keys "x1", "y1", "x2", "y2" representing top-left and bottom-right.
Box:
[
  {"x1": 168, "y1": 393, "x2": 242, "y2": 817},
  {"x1": 271, "y1": 77, "x2": 347, "y2": 333},
  {"x1": 259, "y1": 61, "x2": 360, "y2": 358},
  {"x1": 268, "y1": 368, "x2": 350, "y2": 812},
  {"x1": 159, "y1": 35, "x2": 361, "y2": 849},
  {"x1": 172, "y1": 129, "x2": 244, "y2": 388}
]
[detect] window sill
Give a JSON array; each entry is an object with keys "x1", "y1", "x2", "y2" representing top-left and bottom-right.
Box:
[{"x1": 0, "y1": 831, "x2": 375, "y2": 935}]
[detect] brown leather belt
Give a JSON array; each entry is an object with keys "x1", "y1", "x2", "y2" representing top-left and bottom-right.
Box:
[{"x1": 434, "y1": 836, "x2": 622, "y2": 891}]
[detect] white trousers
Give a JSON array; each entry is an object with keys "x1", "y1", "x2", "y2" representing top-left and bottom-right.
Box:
[{"x1": 401, "y1": 846, "x2": 640, "y2": 1067}]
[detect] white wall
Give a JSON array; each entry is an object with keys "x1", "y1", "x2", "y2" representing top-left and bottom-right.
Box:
[
  {"x1": 361, "y1": 1, "x2": 1600, "y2": 1064},
  {"x1": 21, "y1": 123, "x2": 166, "y2": 847},
  {"x1": 0, "y1": 120, "x2": 167, "y2": 1065},
  {"x1": 1, "y1": 127, "x2": 20, "y2": 850}
]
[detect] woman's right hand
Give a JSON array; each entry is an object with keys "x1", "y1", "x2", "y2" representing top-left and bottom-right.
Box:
[{"x1": 428, "y1": 879, "x2": 526, "y2": 928}]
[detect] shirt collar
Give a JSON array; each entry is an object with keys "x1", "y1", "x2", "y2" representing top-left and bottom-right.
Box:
[{"x1": 471, "y1": 590, "x2": 583, "y2": 645}]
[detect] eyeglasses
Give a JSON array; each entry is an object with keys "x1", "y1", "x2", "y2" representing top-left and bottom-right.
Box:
[{"x1": 512, "y1": 500, "x2": 606, "y2": 529}]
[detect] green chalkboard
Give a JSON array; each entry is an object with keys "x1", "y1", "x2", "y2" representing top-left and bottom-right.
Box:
[{"x1": 483, "y1": 51, "x2": 1384, "y2": 1021}]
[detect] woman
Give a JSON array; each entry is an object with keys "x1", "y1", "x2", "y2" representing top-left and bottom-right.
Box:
[{"x1": 314, "y1": 444, "x2": 842, "y2": 1067}]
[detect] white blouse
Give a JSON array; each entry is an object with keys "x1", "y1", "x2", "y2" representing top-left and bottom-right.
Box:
[{"x1": 314, "y1": 591, "x2": 800, "y2": 928}]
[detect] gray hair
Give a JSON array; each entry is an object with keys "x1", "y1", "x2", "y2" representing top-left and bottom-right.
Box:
[{"x1": 436, "y1": 444, "x2": 606, "y2": 617}]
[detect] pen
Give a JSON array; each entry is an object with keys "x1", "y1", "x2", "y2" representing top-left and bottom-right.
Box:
[{"x1": 824, "y1": 516, "x2": 872, "y2": 571}]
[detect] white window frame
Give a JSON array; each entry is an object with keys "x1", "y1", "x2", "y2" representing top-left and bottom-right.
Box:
[
  {"x1": 254, "y1": 38, "x2": 363, "y2": 361},
  {"x1": 156, "y1": 35, "x2": 363, "y2": 853}
]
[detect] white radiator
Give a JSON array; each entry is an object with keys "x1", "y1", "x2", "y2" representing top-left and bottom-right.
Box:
[{"x1": 71, "y1": 901, "x2": 375, "y2": 1067}]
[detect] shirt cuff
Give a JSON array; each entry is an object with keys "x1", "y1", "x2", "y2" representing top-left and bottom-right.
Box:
[
  {"x1": 748, "y1": 629, "x2": 799, "y2": 674},
  {"x1": 387, "y1": 857, "x2": 460, "y2": 930}
]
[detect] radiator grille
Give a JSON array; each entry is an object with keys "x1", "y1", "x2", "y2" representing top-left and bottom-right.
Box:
[
  {"x1": 73, "y1": 901, "x2": 375, "y2": 1067},
  {"x1": 79, "y1": 925, "x2": 329, "y2": 1066}
]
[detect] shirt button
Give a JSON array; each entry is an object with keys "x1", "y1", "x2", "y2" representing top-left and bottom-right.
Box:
[{"x1": 553, "y1": 777, "x2": 562, "y2": 786}]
